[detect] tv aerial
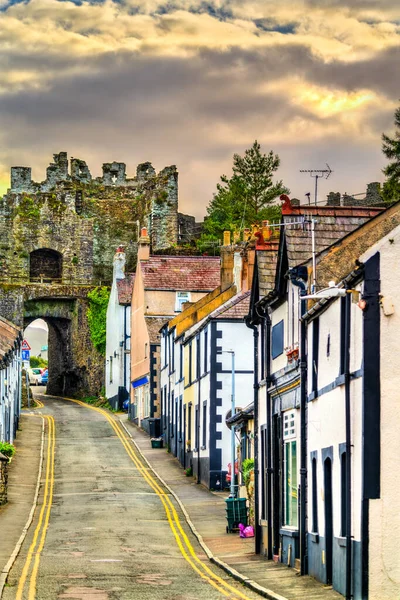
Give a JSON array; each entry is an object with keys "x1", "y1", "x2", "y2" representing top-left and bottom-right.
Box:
[{"x1": 300, "y1": 164, "x2": 333, "y2": 205}]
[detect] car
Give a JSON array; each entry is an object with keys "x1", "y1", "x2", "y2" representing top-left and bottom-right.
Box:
[
  {"x1": 40, "y1": 369, "x2": 48, "y2": 385},
  {"x1": 28, "y1": 368, "x2": 42, "y2": 386}
]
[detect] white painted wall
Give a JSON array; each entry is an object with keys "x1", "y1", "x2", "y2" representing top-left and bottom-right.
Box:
[
  {"x1": 360, "y1": 229, "x2": 400, "y2": 599},
  {"x1": 216, "y1": 321, "x2": 253, "y2": 474},
  {"x1": 105, "y1": 252, "x2": 131, "y2": 402}
]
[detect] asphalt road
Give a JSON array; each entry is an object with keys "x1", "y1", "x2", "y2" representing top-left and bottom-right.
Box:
[{"x1": 3, "y1": 396, "x2": 259, "y2": 600}]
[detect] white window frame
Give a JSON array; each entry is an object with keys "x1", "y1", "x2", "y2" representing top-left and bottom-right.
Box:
[{"x1": 175, "y1": 291, "x2": 191, "y2": 313}]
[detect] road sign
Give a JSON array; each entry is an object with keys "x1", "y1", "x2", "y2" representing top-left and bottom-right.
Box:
[
  {"x1": 21, "y1": 350, "x2": 30, "y2": 361},
  {"x1": 22, "y1": 339, "x2": 31, "y2": 351}
]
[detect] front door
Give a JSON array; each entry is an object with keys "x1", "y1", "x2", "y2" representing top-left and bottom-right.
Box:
[{"x1": 324, "y1": 458, "x2": 333, "y2": 584}]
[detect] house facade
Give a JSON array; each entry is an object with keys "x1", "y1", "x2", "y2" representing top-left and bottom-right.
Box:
[
  {"x1": 0, "y1": 316, "x2": 22, "y2": 443},
  {"x1": 301, "y1": 202, "x2": 400, "y2": 599},
  {"x1": 130, "y1": 227, "x2": 220, "y2": 434},
  {"x1": 248, "y1": 195, "x2": 386, "y2": 580},
  {"x1": 105, "y1": 247, "x2": 134, "y2": 410},
  {"x1": 160, "y1": 233, "x2": 277, "y2": 490}
]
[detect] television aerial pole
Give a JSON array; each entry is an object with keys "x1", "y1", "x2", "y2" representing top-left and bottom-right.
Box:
[{"x1": 300, "y1": 164, "x2": 333, "y2": 205}]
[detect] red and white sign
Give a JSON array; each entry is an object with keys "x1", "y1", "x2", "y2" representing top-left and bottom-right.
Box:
[{"x1": 21, "y1": 339, "x2": 31, "y2": 351}]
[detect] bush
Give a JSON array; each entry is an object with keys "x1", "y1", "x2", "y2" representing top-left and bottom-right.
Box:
[{"x1": 0, "y1": 442, "x2": 16, "y2": 461}]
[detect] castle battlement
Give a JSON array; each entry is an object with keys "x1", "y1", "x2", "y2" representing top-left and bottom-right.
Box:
[{"x1": 10, "y1": 152, "x2": 177, "y2": 194}]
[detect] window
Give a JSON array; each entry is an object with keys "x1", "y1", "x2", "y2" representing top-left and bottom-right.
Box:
[
  {"x1": 204, "y1": 329, "x2": 208, "y2": 374},
  {"x1": 196, "y1": 336, "x2": 200, "y2": 380},
  {"x1": 284, "y1": 410, "x2": 298, "y2": 528},
  {"x1": 341, "y1": 452, "x2": 347, "y2": 536},
  {"x1": 171, "y1": 333, "x2": 175, "y2": 372},
  {"x1": 340, "y1": 296, "x2": 346, "y2": 375},
  {"x1": 179, "y1": 344, "x2": 183, "y2": 380},
  {"x1": 202, "y1": 402, "x2": 207, "y2": 448},
  {"x1": 189, "y1": 342, "x2": 193, "y2": 384},
  {"x1": 144, "y1": 342, "x2": 148, "y2": 359},
  {"x1": 312, "y1": 318, "x2": 319, "y2": 394},
  {"x1": 312, "y1": 457, "x2": 318, "y2": 533},
  {"x1": 188, "y1": 403, "x2": 192, "y2": 444},
  {"x1": 144, "y1": 385, "x2": 150, "y2": 418},
  {"x1": 109, "y1": 356, "x2": 113, "y2": 383},
  {"x1": 175, "y1": 291, "x2": 191, "y2": 312},
  {"x1": 170, "y1": 391, "x2": 174, "y2": 437},
  {"x1": 271, "y1": 320, "x2": 284, "y2": 359},
  {"x1": 179, "y1": 396, "x2": 183, "y2": 442},
  {"x1": 195, "y1": 406, "x2": 199, "y2": 449}
]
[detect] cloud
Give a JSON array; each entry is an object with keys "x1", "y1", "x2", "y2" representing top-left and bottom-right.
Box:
[{"x1": 0, "y1": 0, "x2": 398, "y2": 216}]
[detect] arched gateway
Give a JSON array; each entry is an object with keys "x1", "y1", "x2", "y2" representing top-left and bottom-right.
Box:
[{"x1": 0, "y1": 152, "x2": 185, "y2": 396}]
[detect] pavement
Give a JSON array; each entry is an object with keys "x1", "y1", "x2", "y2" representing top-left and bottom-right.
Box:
[
  {"x1": 0, "y1": 404, "x2": 342, "y2": 600},
  {"x1": 0, "y1": 414, "x2": 43, "y2": 588},
  {"x1": 119, "y1": 414, "x2": 343, "y2": 600}
]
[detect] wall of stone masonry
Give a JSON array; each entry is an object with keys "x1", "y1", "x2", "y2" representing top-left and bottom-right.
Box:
[{"x1": 0, "y1": 152, "x2": 195, "y2": 397}]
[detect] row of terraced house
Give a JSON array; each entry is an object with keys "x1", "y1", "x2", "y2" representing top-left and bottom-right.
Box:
[{"x1": 105, "y1": 192, "x2": 400, "y2": 600}]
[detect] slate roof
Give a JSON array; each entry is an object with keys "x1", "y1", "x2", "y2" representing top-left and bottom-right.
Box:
[
  {"x1": 283, "y1": 206, "x2": 383, "y2": 267},
  {"x1": 145, "y1": 316, "x2": 172, "y2": 344},
  {"x1": 116, "y1": 273, "x2": 135, "y2": 305},
  {"x1": 141, "y1": 256, "x2": 220, "y2": 291},
  {"x1": 256, "y1": 246, "x2": 279, "y2": 297},
  {"x1": 210, "y1": 291, "x2": 251, "y2": 320},
  {"x1": 0, "y1": 316, "x2": 21, "y2": 363}
]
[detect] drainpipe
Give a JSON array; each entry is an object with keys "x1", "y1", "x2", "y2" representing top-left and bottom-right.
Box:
[
  {"x1": 264, "y1": 307, "x2": 273, "y2": 560},
  {"x1": 245, "y1": 317, "x2": 260, "y2": 554},
  {"x1": 344, "y1": 291, "x2": 352, "y2": 600},
  {"x1": 290, "y1": 269, "x2": 308, "y2": 576}
]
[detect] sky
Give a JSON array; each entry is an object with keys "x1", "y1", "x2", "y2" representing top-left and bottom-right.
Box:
[{"x1": 0, "y1": 0, "x2": 399, "y2": 218}]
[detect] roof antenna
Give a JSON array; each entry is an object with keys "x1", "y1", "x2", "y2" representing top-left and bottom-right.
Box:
[{"x1": 300, "y1": 164, "x2": 333, "y2": 205}]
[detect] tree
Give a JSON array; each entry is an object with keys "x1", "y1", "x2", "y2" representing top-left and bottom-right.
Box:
[
  {"x1": 203, "y1": 141, "x2": 288, "y2": 240},
  {"x1": 382, "y1": 104, "x2": 400, "y2": 203}
]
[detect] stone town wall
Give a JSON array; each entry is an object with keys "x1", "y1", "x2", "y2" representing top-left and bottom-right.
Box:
[
  {"x1": 2, "y1": 152, "x2": 181, "y2": 285},
  {"x1": 0, "y1": 152, "x2": 194, "y2": 397}
]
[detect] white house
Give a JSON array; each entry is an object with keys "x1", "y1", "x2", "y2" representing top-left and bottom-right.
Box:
[
  {"x1": 161, "y1": 236, "x2": 265, "y2": 489},
  {"x1": 302, "y1": 202, "x2": 400, "y2": 600},
  {"x1": 0, "y1": 316, "x2": 22, "y2": 443},
  {"x1": 105, "y1": 247, "x2": 134, "y2": 410}
]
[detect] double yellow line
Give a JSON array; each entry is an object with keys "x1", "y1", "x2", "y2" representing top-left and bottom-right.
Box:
[
  {"x1": 69, "y1": 400, "x2": 251, "y2": 600},
  {"x1": 16, "y1": 415, "x2": 55, "y2": 600},
  {"x1": 33, "y1": 398, "x2": 44, "y2": 409}
]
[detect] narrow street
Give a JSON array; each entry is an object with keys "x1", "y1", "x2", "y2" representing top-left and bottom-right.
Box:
[{"x1": 3, "y1": 396, "x2": 259, "y2": 600}]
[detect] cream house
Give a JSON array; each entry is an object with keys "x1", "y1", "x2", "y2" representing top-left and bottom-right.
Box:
[{"x1": 130, "y1": 227, "x2": 220, "y2": 434}]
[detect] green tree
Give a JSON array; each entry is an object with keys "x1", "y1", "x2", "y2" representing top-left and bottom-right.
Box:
[
  {"x1": 382, "y1": 104, "x2": 400, "y2": 203},
  {"x1": 87, "y1": 286, "x2": 110, "y2": 356},
  {"x1": 203, "y1": 141, "x2": 288, "y2": 240}
]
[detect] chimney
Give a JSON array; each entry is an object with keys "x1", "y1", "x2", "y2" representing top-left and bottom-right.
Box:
[
  {"x1": 113, "y1": 245, "x2": 126, "y2": 280},
  {"x1": 220, "y1": 246, "x2": 234, "y2": 292},
  {"x1": 138, "y1": 227, "x2": 150, "y2": 261}
]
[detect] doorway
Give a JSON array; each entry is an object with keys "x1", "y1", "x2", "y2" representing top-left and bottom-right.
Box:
[{"x1": 324, "y1": 457, "x2": 333, "y2": 584}]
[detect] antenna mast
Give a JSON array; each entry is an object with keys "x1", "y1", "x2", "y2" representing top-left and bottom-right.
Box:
[{"x1": 300, "y1": 164, "x2": 333, "y2": 205}]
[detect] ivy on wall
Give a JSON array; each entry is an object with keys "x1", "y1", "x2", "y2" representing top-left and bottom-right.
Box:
[{"x1": 87, "y1": 286, "x2": 110, "y2": 356}]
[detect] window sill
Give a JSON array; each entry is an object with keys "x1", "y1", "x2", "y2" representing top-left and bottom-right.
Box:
[
  {"x1": 201, "y1": 445, "x2": 206, "y2": 451},
  {"x1": 337, "y1": 536, "x2": 347, "y2": 548},
  {"x1": 279, "y1": 527, "x2": 299, "y2": 538},
  {"x1": 310, "y1": 533, "x2": 319, "y2": 543}
]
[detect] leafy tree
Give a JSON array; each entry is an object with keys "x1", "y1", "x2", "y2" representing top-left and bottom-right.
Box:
[
  {"x1": 203, "y1": 141, "x2": 288, "y2": 240},
  {"x1": 382, "y1": 104, "x2": 400, "y2": 203},
  {"x1": 30, "y1": 356, "x2": 48, "y2": 368}
]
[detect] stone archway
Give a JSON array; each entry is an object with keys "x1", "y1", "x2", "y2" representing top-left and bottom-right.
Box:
[{"x1": 23, "y1": 293, "x2": 99, "y2": 398}]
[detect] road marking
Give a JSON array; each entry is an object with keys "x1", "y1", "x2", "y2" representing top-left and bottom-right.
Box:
[
  {"x1": 67, "y1": 399, "x2": 252, "y2": 600},
  {"x1": 15, "y1": 415, "x2": 55, "y2": 600}
]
